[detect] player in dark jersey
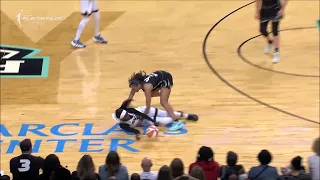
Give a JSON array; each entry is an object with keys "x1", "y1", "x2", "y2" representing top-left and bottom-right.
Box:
[
  {"x1": 128, "y1": 70, "x2": 197, "y2": 130},
  {"x1": 255, "y1": 0, "x2": 288, "y2": 63},
  {"x1": 10, "y1": 139, "x2": 44, "y2": 180}
]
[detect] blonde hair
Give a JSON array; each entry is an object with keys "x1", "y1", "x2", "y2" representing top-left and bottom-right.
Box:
[{"x1": 190, "y1": 166, "x2": 205, "y2": 180}]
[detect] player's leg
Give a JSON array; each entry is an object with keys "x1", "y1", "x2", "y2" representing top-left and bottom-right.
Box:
[
  {"x1": 260, "y1": 20, "x2": 272, "y2": 54},
  {"x1": 91, "y1": 0, "x2": 108, "y2": 44},
  {"x1": 71, "y1": 0, "x2": 91, "y2": 48},
  {"x1": 154, "y1": 117, "x2": 175, "y2": 126},
  {"x1": 272, "y1": 20, "x2": 280, "y2": 63},
  {"x1": 159, "y1": 88, "x2": 176, "y2": 121}
]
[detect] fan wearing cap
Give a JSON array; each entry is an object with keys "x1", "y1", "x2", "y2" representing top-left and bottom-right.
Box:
[{"x1": 189, "y1": 146, "x2": 220, "y2": 180}]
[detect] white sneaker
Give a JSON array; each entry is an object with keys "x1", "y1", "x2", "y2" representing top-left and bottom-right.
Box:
[
  {"x1": 264, "y1": 43, "x2": 273, "y2": 54},
  {"x1": 273, "y1": 52, "x2": 280, "y2": 63}
]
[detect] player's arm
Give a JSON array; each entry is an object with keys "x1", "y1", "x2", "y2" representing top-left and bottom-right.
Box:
[
  {"x1": 143, "y1": 84, "x2": 153, "y2": 115},
  {"x1": 128, "y1": 88, "x2": 136, "y2": 100},
  {"x1": 126, "y1": 108, "x2": 155, "y2": 123},
  {"x1": 255, "y1": 0, "x2": 262, "y2": 18},
  {"x1": 119, "y1": 123, "x2": 141, "y2": 140},
  {"x1": 280, "y1": 0, "x2": 288, "y2": 11}
]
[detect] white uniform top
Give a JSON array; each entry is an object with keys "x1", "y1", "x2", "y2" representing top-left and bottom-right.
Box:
[{"x1": 112, "y1": 108, "x2": 154, "y2": 127}]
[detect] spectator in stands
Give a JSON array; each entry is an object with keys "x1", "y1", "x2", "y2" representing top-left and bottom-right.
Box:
[
  {"x1": 157, "y1": 165, "x2": 173, "y2": 180},
  {"x1": 9, "y1": 139, "x2": 44, "y2": 180},
  {"x1": 279, "y1": 156, "x2": 311, "y2": 180},
  {"x1": 189, "y1": 146, "x2": 220, "y2": 180},
  {"x1": 51, "y1": 166, "x2": 71, "y2": 180},
  {"x1": 220, "y1": 151, "x2": 245, "y2": 180},
  {"x1": 248, "y1": 149, "x2": 278, "y2": 180},
  {"x1": 170, "y1": 158, "x2": 198, "y2": 180},
  {"x1": 98, "y1": 151, "x2": 129, "y2": 180},
  {"x1": 190, "y1": 166, "x2": 205, "y2": 180},
  {"x1": 308, "y1": 137, "x2": 319, "y2": 180},
  {"x1": 72, "y1": 155, "x2": 100, "y2": 180},
  {"x1": 140, "y1": 157, "x2": 157, "y2": 180},
  {"x1": 131, "y1": 173, "x2": 141, "y2": 180},
  {"x1": 39, "y1": 154, "x2": 61, "y2": 180}
]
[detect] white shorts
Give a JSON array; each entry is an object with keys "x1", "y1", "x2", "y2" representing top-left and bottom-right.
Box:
[{"x1": 80, "y1": 0, "x2": 98, "y2": 15}]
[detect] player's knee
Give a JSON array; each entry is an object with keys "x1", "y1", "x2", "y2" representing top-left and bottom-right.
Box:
[
  {"x1": 272, "y1": 23, "x2": 279, "y2": 36},
  {"x1": 260, "y1": 26, "x2": 268, "y2": 36},
  {"x1": 160, "y1": 99, "x2": 168, "y2": 107}
]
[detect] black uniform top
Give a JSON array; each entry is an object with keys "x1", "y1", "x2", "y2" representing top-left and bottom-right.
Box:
[
  {"x1": 143, "y1": 71, "x2": 173, "y2": 91},
  {"x1": 262, "y1": 0, "x2": 280, "y2": 8},
  {"x1": 10, "y1": 154, "x2": 44, "y2": 180}
]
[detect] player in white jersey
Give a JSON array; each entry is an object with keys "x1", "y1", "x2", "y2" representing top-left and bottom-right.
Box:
[
  {"x1": 112, "y1": 99, "x2": 198, "y2": 140},
  {"x1": 71, "y1": 0, "x2": 107, "y2": 48}
]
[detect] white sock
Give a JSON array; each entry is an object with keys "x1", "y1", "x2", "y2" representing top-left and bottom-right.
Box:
[
  {"x1": 174, "y1": 112, "x2": 188, "y2": 119},
  {"x1": 92, "y1": 12, "x2": 100, "y2": 37},
  {"x1": 74, "y1": 17, "x2": 90, "y2": 41}
]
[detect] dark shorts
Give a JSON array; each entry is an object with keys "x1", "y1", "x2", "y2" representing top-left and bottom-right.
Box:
[
  {"x1": 165, "y1": 72, "x2": 173, "y2": 89},
  {"x1": 260, "y1": 5, "x2": 281, "y2": 22}
]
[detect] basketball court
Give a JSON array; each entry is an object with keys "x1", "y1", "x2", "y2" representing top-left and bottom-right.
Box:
[{"x1": 1, "y1": 0, "x2": 319, "y2": 174}]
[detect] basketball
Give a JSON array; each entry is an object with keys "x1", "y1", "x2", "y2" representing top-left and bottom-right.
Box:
[{"x1": 146, "y1": 125, "x2": 159, "y2": 138}]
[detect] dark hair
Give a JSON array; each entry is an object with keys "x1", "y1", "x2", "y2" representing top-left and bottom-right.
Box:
[
  {"x1": 258, "y1": 149, "x2": 272, "y2": 165},
  {"x1": 291, "y1": 156, "x2": 305, "y2": 171},
  {"x1": 157, "y1": 165, "x2": 173, "y2": 180},
  {"x1": 128, "y1": 71, "x2": 147, "y2": 86},
  {"x1": 130, "y1": 173, "x2": 141, "y2": 180},
  {"x1": 227, "y1": 151, "x2": 238, "y2": 166},
  {"x1": 197, "y1": 146, "x2": 214, "y2": 162},
  {"x1": 0, "y1": 175, "x2": 10, "y2": 180},
  {"x1": 51, "y1": 167, "x2": 71, "y2": 180},
  {"x1": 77, "y1": 155, "x2": 96, "y2": 180},
  {"x1": 170, "y1": 158, "x2": 184, "y2": 178},
  {"x1": 106, "y1": 151, "x2": 121, "y2": 178},
  {"x1": 20, "y1": 139, "x2": 32, "y2": 152},
  {"x1": 42, "y1": 154, "x2": 61, "y2": 178}
]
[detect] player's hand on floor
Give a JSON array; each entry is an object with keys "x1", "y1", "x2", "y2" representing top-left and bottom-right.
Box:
[{"x1": 135, "y1": 132, "x2": 141, "y2": 140}]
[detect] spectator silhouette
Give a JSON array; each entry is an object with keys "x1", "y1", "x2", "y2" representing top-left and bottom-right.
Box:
[
  {"x1": 157, "y1": 165, "x2": 173, "y2": 180},
  {"x1": 308, "y1": 137, "x2": 319, "y2": 180},
  {"x1": 39, "y1": 154, "x2": 61, "y2": 180},
  {"x1": 220, "y1": 151, "x2": 245, "y2": 180},
  {"x1": 248, "y1": 149, "x2": 278, "y2": 180},
  {"x1": 189, "y1": 146, "x2": 220, "y2": 180},
  {"x1": 98, "y1": 151, "x2": 129, "y2": 180},
  {"x1": 72, "y1": 155, "x2": 100, "y2": 180}
]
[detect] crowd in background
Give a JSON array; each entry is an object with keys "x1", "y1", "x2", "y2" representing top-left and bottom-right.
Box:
[{"x1": 1, "y1": 137, "x2": 319, "y2": 180}]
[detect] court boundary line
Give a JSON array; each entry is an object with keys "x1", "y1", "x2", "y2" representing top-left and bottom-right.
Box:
[{"x1": 202, "y1": 1, "x2": 320, "y2": 124}]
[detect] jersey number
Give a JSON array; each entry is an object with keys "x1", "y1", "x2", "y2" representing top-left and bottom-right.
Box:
[
  {"x1": 18, "y1": 159, "x2": 30, "y2": 172},
  {"x1": 144, "y1": 73, "x2": 158, "y2": 82}
]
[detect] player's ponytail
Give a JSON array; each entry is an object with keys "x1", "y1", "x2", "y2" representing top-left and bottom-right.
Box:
[{"x1": 128, "y1": 71, "x2": 147, "y2": 86}]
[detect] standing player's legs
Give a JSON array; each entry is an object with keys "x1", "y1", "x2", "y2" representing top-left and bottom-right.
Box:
[
  {"x1": 71, "y1": 0, "x2": 107, "y2": 48},
  {"x1": 159, "y1": 88, "x2": 176, "y2": 122},
  {"x1": 260, "y1": 20, "x2": 273, "y2": 54},
  {"x1": 271, "y1": 20, "x2": 280, "y2": 63},
  {"x1": 91, "y1": 0, "x2": 108, "y2": 44}
]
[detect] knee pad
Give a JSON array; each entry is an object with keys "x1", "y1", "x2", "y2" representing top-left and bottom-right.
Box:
[
  {"x1": 260, "y1": 24, "x2": 269, "y2": 36},
  {"x1": 272, "y1": 25, "x2": 279, "y2": 36},
  {"x1": 272, "y1": 21, "x2": 279, "y2": 36}
]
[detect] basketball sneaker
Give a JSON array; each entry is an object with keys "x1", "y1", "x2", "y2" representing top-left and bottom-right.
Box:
[
  {"x1": 187, "y1": 114, "x2": 199, "y2": 121},
  {"x1": 264, "y1": 42, "x2": 273, "y2": 54},
  {"x1": 71, "y1": 40, "x2": 86, "y2": 48},
  {"x1": 273, "y1": 52, "x2": 280, "y2": 63},
  {"x1": 93, "y1": 34, "x2": 108, "y2": 44},
  {"x1": 168, "y1": 120, "x2": 185, "y2": 131}
]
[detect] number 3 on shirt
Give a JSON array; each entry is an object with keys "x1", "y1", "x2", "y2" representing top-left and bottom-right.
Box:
[
  {"x1": 18, "y1": 159, "x2": 31, "y2": 172},
  {"x1": 144, "y1": 73, "x2": 158, "y2": 82}
]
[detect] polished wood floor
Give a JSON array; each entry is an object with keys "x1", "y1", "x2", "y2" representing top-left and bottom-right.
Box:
[{"x1": 1, "y1": 0, "x2": 319, "y2": 175}]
